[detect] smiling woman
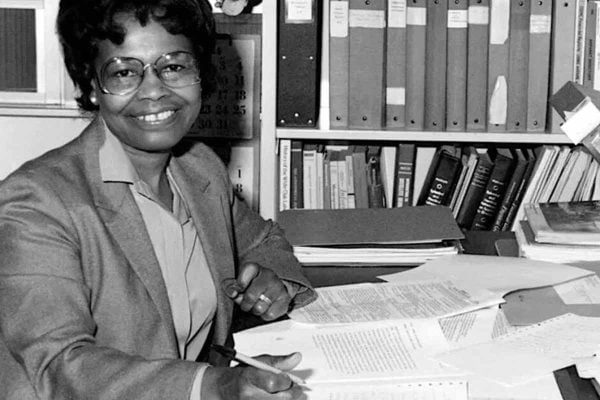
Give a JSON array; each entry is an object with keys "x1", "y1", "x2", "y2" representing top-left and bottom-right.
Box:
[{"x1": 0, "y1": 1, "x2": 316, "y2": 399}]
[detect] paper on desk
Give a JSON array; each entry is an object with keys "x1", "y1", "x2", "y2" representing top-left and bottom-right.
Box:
[
  {"x1": 576, "y1": 354, "x2": 600, "y2": 380},
  {"x1": 288, "y1": 280, "x2": 504, "y2": 324},
  {"x1": 306, "y1": 380, "x2": 468, "y2": 400},
  {"x1": 379, "y1": 254, "x2": 594, "y2": 297},
  {"x1": 435, "y1": 313, "x2": 600, "y2": 386},
  {"x1": 467, "y1": 373, "x2": 563, "y2": 400},
  {"x1": 554, "y1": 274, "x2": 600, "y2": 304},
  {"x1": 234, "y1": 318, "x2": 462, "y2": 384}
]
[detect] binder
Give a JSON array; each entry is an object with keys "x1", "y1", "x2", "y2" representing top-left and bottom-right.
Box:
[
  {"x1": 348, "y1": 0, "x2": 386, "y2": 129},
  {"x1": 424, "y1": 0, "x2": 448, "y2": 131},
  {"x1": 329, "y1": 0, "x2": 350, "y2": 129},
  {"x1": 385, "y1": 0, "x2": 407, "y2": 128},
  {"x1": 276, "y1": 0, "x2": 322, "y2": 127},
  {"x1": 466, "y1": 0, "x2": 490, "y2": 131},
  {"x1": 487, "y1": 0, "x2": 510, "y2": 132},
  {"x1": 526, "y1": 0, "x2": 552, "y2": 132},
  {"x1": 445, "y1": 0, "x2": 469, "y2": 132},
  {"x1": 549, "y1": 0, "x2": 577, "y2": 133},
  {"x1": 506, "y1": 0, "x2": 530, "y2": 132},
  {"x1": 405, "y1": 0, "x2": 427, "y2": 131}
]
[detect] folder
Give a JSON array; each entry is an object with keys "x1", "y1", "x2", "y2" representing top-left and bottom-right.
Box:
[
  {"x1": 329, "y1": 0, "x2": 350, "y2": 129},
  {"x1": 276, "y1": 0, "x2": 322, "y2": 127},
  {"x1": 466, "y1": 0, "x2": 490, "y2": 131},
  {"x1": 526, "y1": 0, "x2": 552, "y2": 132},
  {"x1": 487, "y1": 0, "x2": 510, "y2": 132},
  {"x1": 549, "y1": 0, "x2": 577, "y2": 133},
  {"x1": 348, "y1": 0, "x2": 386, "y2": 129},
  {"x1": 385, "y1": 0, "x2": 407, "y2": 129},
  {"x1": 424, "y1": 0, "x2": 448, "y2": 131},
  {"x1": 506, "y1": 0, "x2": 530, "y2": 132},
  {"x1": 446, "y1": 0, "x2": 469, "y2": 132},
  {"x1": 277, "y1": 206, "x2": 464, "y2": 246},
  {"x1": 405, "y1": 0, "x2": 427, "y2": 131}
]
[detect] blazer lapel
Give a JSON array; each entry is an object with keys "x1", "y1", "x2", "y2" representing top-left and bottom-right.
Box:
[{"x1": 169, "y1": 157, "x2": 234, "y2": 345}]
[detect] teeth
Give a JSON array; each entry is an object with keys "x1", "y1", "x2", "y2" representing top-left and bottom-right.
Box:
[{"x1": 136, "y1": 110, "x2": 174, "y2": 123}]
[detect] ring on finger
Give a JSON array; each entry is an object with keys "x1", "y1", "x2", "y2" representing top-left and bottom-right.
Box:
[{"x1": 258, "y1": 293, "x2": 273, "y2": 306}]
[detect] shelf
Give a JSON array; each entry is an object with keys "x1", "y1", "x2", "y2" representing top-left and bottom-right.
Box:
[
  {"x1": 276, "y1": 128, "x2": 573, "y2": 144},
  {"x1": 0, "y1": 105, "x2": 86, "y2": 118}
]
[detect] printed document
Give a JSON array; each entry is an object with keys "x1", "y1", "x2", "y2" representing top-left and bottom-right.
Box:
[
  {"x1": 305, "y1": 380, "x2": 468, "y2": 400},
  {"x1": 553, "y1": 274, "x2": 600, "y2": 304},
  {"x1": 288, "y1": 280, "x2": 503, "y2": 324}
]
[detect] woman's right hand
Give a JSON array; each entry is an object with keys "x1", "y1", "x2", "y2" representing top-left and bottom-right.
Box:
[{"x1": 201, "y1": 352, "x2": 306, "y2": 400}]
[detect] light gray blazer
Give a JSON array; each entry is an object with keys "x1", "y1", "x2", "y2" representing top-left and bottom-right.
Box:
[{"x1": 0, "y1": 118, "x2": 315, "y2": 400}]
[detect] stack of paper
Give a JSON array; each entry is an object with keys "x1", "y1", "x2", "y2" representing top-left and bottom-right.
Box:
[
  {"x1": 234, "y1": 255, "x2": 596, "y2": 399},
  {"x1": 278, "y1": 206, "x2": 464, "y2": 266},
  {"x1": 515, "y1": 201, "x2": 600, "y2": 263}
]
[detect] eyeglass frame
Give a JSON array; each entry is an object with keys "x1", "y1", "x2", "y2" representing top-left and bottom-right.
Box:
[{"x1": 96, "y1": 51, "x2": 202, "y2": 96}]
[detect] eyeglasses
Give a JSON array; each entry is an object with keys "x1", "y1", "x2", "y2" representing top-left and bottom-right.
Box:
[{"x1": 98, "y1": 51, "x2": 201, "y2": 96}]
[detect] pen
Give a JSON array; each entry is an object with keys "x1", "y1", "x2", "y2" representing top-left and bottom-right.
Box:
[{"x1": 211, "y1": 344, "x2": 307, "y2": 386}]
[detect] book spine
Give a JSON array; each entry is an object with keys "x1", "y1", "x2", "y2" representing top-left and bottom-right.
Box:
[
  {"x1": 290, "y1": 140, "x2": 304, "y2": 209},
  {"x1": 279, "y1": 139, "x2": 292, "y2": 211},
  {"x1": 394, "y1": 143, "x2": 416, "y2": 207},
  {"x1": 423, "y1": 151, "x2": 460, "y2": 206},
  {"x1": 455, "y1": 156, "x2": 494, "y2": 228}
]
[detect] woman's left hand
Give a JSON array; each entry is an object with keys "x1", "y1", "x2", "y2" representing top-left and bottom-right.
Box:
[{"x1": 222, "y1": 263, "x2": 292, "y2": 321}]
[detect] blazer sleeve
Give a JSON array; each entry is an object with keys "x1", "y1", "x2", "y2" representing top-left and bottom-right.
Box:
[{"x1": 0, "y1": 173, "x2": 201, "y2": 400}]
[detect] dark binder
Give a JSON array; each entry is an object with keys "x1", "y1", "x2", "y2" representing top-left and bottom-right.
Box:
[
  {"x1": 487, "y1": 0, "x2": 511, "y2": 132},
  {"x1": 424, "y1": 0, "x2": 448, "y2": 131},
  {"x1": 445, "y1": 0, "x2": 469, "y2": 131},
  {"x1": 385, "y1": 0, "x2": 407, "y2": 128},
  {"x1": 348, "y1": 0, "x2": 386, "y2": 129},
  {"x1": 466, "y1": 0, "x2": 490, "y2": 131},
  {"x1": 506, "y1": 0, "x2": 530, "y2": 132},
  {"x1": 417, "y1": 145, "x2": 461, "y2": 207},
  {"x1": 329, "y1": 0, "x2": 350, "y2": 129},
  {"x1": 276, "y1": 0, "x2": 322, "y2": 127},
  {"x1": 405, "y1": 0, "x2": 427, "y2": 130}
]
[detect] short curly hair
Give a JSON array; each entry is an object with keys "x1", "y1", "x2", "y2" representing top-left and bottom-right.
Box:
[{"x1": 56, "y1": 0, "x2": 216, "y2": 112}]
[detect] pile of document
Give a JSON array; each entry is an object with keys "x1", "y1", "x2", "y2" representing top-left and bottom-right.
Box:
[
  {"x1": 278, "y1": 206, "x2": 464, "y2": 266},
  {"x1": 234, "y1": 255, "x2": 600, "y2": 400}
]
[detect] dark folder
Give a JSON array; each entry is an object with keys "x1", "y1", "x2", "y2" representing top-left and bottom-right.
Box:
[{"x1": 276, "y1": 0, "x2": 322, "y2": 127}]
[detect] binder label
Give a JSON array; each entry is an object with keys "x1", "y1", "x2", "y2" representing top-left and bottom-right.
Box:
[
  {"x1": 349, "y1": 10, "x2": 386, "y2": 28},
  {"x1": 489, "y1": 0, "x2": 509, "y2": 44},
  {"x1": 285, "y1": 0, "x2": 313, "y2": 23},
  {"x1": 388, "y1": 0, "x2": 407, "y2": 28},
  {"x1": 468, "y1": 6, "x2": 489, "y2": 25},
  {"x1": 530, "y1": 15, "x2": 551, "y2": 34},
  {"x1": 386, "y1": 87, "x2": 406, "y2": 105},
  {"x1": 448, "y1": 10, "x2": 468, "y2": 29},
  {"x1": 406, "y1": 7, "x2": 426, "y2": 26},
  {"x1": 330, "y1": 1, "x2": 349, "y2": 37}
]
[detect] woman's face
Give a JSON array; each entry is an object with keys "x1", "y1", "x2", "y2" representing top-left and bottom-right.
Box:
[{"x1": 92, "y1": 16, "x2": 202, "y2": 154}]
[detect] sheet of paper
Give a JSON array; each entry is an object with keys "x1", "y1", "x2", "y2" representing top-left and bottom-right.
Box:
[
  {"x1": 436, "y1": 313, "x2": 600, "y2": 386},
  {"x1": 288, "y1": 280, "x2": 504, "y2": 324},
  {"x1": 467, "y1": 373, "x2": 563, "y2": 400},
  {"x1": 576, "y1": 354, "x2": 600, "y2": 380},
  {"x1": 554, "y1": 274, "x2": 600, "y2": 304},
  {"x1": 379, "y1": 254, "x2": 593, "y2": 297},
  {"x1": 234, "y1": 319, "x2": 462, "y2": 384},
  {"x1": 439, "y1": 306, "x2": 515, "y2": 349},
  {"x1": 306, "y1": 380, "x2": 468, "y2": 400}
]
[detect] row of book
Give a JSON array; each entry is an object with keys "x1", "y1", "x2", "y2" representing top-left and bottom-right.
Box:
[
  {"x1": 276, "y1": 0, "x2": 599, "y2": 133},
  {"x1": 279, "y1": 139, "x2": 600, "y2": 231}
]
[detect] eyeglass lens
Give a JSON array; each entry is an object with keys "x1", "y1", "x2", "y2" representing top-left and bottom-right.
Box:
[{"x1": 100, "y1": 51, "x2": 200, "y2": 95}]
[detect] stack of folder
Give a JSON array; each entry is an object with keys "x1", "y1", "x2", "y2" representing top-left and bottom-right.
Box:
[{"x1": 277, "y1": 206, "x2": 464, "y2": 266}]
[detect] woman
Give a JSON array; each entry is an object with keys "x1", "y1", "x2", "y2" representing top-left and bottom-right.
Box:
[{"x1": 0, "y1": 0, "x2": 315, "y2": 399}]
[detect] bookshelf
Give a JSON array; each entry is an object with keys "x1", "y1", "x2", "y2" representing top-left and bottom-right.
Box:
[{"x1": 257, "y1": 1, "x2": 573, "y2": 222}]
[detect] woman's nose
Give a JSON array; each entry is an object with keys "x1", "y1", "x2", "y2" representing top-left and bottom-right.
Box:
[{"x1": 135, "y1": 66, "x2": 168, "y2": 99}]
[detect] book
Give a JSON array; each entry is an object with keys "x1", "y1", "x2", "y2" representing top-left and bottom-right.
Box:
[
  {"x1": 279, "y1": 139, "x2": 292, "y2": 211},
  {"x1": 348, "y1": 0, "x2": 386, "y2": 129},
  {"x1": 524, "y1": 200, "x2": 600, "y2": 245},
  {"x1": 290, "y1": 140, "x2": 304, "y2": 209},
  {"x1": 424, "y1": 0, "x2": 448, "y2": 131},
  {"x1": 380, "y1": 145, "x2": 397, "y2": 208},
  {"x1": 366, "y1": 145, "x2": 385, "y2": 208},
  {"x1": 405, "y1": 0, "x2": 428, "y2": 130},
  {"x1": 487, "y1": 0, "x2": 511, "y2": 132},
  {"x1": 413, "y1": 146, "x2": 438, "y2": 206},
  {"x1": 574, "y1": 0, "x2": 588, "y2": 86},
  {"x1": 505, "y1": 0, "x2": 530, "y2": 132},
  {"x1": 536, "y1": 145, "x2": 572, "y2": 203},
  {"x1": 502, "y1": 147, "x2": 537, "y2": 231},
  {"x1": 491, "y1": 148, "x2": 528, "y2": 231},
  {"x1": 329, "y1": 0, "x2": 350, "y2": 129},
  {"x1": 455, "y1": 149, "x2": 494, "y2": 229},
  {"x1": 584, "y1": 1, "x2": 600, "y2": 91},
  {"x1": 351, "y1": 145, "x2": 369, "y2": 208},
  {"x1": 526, "y1": 0, "x2": 552, "y2": 132},
  {"x1": 451, "y1": 146, "x2": 480, "y2": 217},
  {"x1": 394, "y1": 143, "x2": 416, "y2": 207},
  {"x1": 344, "y1": 149, "x2": 356, "y2": 208},
  {"x1": 276, "y1": 0, "x2": 322, "y2": 127},
  {"x1": 445, "y1": 0, "x2": 469, "y2": 132},
  {"x1": 471, "y1": 148, "x2": 516, "y2": 230},
  {"x1": 549, "y1": 147, "x2": 592, "y2": 202},
  {"x1": 466, "y1": 0, "x2": 490, "y2": 131},
  {"x1": 302, "y1": 143, "x2": 318, "y2": 209},
  {"x1": 385, "y1": 0, "x2": 407, "y2": 128},
  {"x1": 417, "y1": 145, "x2": 461, "y2": 207}
]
